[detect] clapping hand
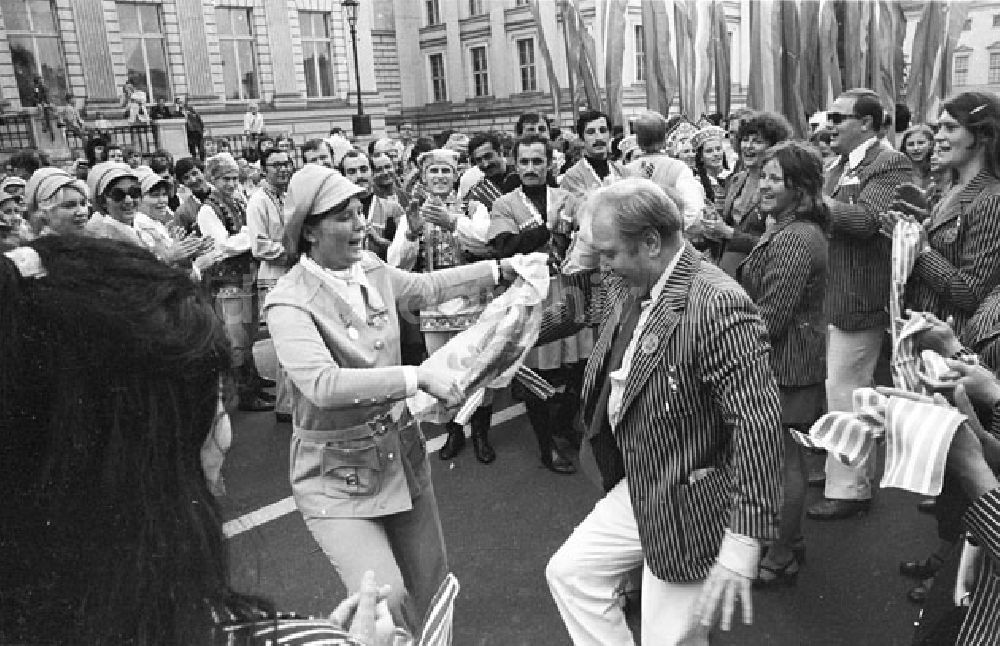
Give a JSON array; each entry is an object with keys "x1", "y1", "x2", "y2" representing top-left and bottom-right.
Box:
[{"x1": 420, "y1": 201, "x2": 455, "y2": 231}]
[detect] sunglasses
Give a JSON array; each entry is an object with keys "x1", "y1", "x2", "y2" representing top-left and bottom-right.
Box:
[
  {"x1": 108, "y1": 186, "x2": 142, "y2": 202},
  {"x1": 826, "y1": 112, "x2": 862, "y2": 125}
]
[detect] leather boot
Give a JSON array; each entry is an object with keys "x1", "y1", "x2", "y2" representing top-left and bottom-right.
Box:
[
  {"x1": 438, "y1": 421, "x2": 465, "y2": 460},
  {"x1": 526, "y1": 398, "x2": 576, "y2": 475},
  {"x1": 470, "y1": 405, "x2": 496, "y2": 464}
]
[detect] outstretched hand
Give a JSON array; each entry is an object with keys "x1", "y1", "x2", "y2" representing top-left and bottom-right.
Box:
[{"x1": 695, "y1": 562, "x2": 753, "y2": 632}]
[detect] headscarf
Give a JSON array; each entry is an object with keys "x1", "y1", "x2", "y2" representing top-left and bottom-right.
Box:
[
  {"x1": 283, "y1": 164, "x2": 365, "y2": 258},
  {"x1": 417, "y1": 148, "x2": 459, "y2": 171},
  {"x1": 25, "y1": 167, "x2": 88, "y2": 213},
  {"x1": 690, "y1": 125, "x2": 726, "y2": 152},
  {"x1": 87, "y1": 162, "x2": 137, "y2": 199},
  {"x1": 204, "y1": 152, "x2": 239, "y2": 180}
]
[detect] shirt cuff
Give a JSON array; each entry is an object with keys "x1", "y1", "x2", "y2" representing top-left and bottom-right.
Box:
[
  {"x1": 402, "y1": 366, "x2": 419, "y2": 397},
  {"x1": 489, "y1": 259, "x2": 501, "y2": 284},
  {"x1": 716, "y1": 529, "x2": 761, "y2": 579}
]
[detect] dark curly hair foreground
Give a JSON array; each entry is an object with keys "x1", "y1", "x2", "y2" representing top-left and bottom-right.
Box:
[{"x1": 0, "y1": 236, "x2": 272, "y2": 644}]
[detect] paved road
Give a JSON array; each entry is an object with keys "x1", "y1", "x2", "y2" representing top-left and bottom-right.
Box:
[{"x1": 222, "y1": 400, "x2": 939, "y2": 646}]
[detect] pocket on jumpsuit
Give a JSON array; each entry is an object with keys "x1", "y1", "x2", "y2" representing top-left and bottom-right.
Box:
[{"x1": 322, "y1": 441, "x2": 385, "y2": 498}]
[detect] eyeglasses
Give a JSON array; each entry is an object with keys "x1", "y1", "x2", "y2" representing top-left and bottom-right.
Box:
[
  {"x1": 108, "y1": 186, "x2": 142, "y2": 202},
  {"x1": 826, "y1": 112, "x2": 862, "y2": 125}
]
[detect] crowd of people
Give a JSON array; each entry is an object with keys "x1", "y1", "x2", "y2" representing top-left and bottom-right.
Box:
[{"x1": 3, "y1": 83, "x2": 1000, "y2": 646}]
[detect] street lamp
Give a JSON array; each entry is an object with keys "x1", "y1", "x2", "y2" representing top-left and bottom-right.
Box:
[{"x1": 341, "y1": 0, "x2": 371, "y2": 135}]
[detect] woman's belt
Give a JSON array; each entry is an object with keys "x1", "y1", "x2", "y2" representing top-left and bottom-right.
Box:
[{"x1": 293, "y1": 406, "x2": 414, "y2": 443}]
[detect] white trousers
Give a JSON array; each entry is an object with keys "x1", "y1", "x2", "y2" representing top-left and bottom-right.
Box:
[
  {"x1": 824, "y1": 325, "x2": 882, "y2": 500},
  {"x1": 546, "y1": 479, "x2": 709, "y2": 646}
]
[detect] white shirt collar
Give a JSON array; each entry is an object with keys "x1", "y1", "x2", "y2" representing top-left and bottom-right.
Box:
[
  {"x1": 645, "y1": 244, "x2": 685, "y2": 305},
  {"x1": 846, "y1": 136, "x2": 878, "y2": 171},
  {"x1": 301, "y1": 254, "x2": 368, "y2": 287}
]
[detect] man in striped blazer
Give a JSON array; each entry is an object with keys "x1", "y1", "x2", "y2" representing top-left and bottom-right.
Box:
[
  {"x1": 545, "y1": 179, "x2": 783, "y2": 645},
  {"x1": 809, "y1": 88, "x2": 914, "y2": 521}
]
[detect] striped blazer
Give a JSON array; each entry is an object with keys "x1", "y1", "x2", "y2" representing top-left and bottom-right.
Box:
[
  {"x1": 824, "y1": 142, "x2": 913, "y2": 331},
  {"x1": 962, "y1": 284, "x2": 1000, "y2": 372},
  {"x1": 958, "y1": 488, "x2": 1000, "y2": 645},
  {"x1": 738, "y1": 217, "x2": 828, "y2": 387},
  {"x1": 574, "y1": 245, "x2": 784, "y2": 582},
  {"x1": 908, "y1": 171, "x2": 1000, "y2": 337}
]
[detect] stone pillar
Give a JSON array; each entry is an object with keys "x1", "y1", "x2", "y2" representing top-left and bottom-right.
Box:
[
  {"x1": 69, "y1": 0, "x2": 117, "y2": 104},
  {"x1": 263, "y1": 0, "x2": 305, "y2": 108},
  {"x1": 174, "y1": 0, "x2": 217, "y2": 100}
]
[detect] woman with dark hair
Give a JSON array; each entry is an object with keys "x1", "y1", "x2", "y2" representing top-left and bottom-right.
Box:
[
  {"x1": 901, "y1": 91, "x2": 1000, "y2": 337},
  {"x1": 0, "y1": 237, "x2": 400, "y2": 645},
  {"x1": 738, "y1": 141, "x2": 828, "y2": 587},
  {"x1": 704, "y1": 110, "x2": 791, "y2": 277},
  {"x1": 901, "y1": 124, "x2": 935, "y2": 190},
  {"x1": 691, "y1": 125, "x2": 730, "y2": 209},
  {"x1": 265, "y1": 164, "x2": 517, "y2": 635},
  {"x1": 84, "y1": 135, "x2": 109, "y2": 167}
]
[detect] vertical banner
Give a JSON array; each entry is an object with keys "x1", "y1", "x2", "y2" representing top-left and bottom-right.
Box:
[
  {"x1": 673, "y1": 0, "x2": 697, "y2": 116},
  {"x1": 819, "y1": 0, "x2": 843, "y2": 107},
  {"x1": 693, "y1": 0, "x2": 713, "y2": 119},
  {"x1": 603, "y1": 0, "x2": 629, "y2": 126},
  {"x1": 527, "y1": 0, "x2": 562, "y2": 123},
  {"x1": 640, "y1": 0, "x2": 678, "y2": 116},
  {"x1": 562, "y1": 0, "x2": 603, "y2": 112},
  {"x1": 710, "y1": 0, "x2": 731, "y2": 119},
  {"x1": 926, "y1": 2, "x2": 971, "y2": 122},
  {"x1": 779, "y1": 0, "x2": 806, "y2": 136},
  {"x1": 798, "y1": 0, "x2": 823, "y2": 120},
  {"x1": 906, "y1": 1, "x2": 945, "y2": 125}
]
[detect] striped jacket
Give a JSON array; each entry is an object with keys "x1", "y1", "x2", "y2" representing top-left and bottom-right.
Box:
[
  {"x1": 738, "y1": 217, "x2": 828, "y2": 387},
  {"x1": 908, "y1": 171, "x2": 1000, "y2": 337},
  {"x1": 824, "y1": 142, "x2": 913, "y2": 331},
  {"x1": 962, "y1": 284, "x2": 1000, "y2": 372},
  {"x1": 958, "y1": 488, "x2": 1000, "y2": 645},
  {"x1": 570, "y1": 245, "x2": 784, "y2": 581}
]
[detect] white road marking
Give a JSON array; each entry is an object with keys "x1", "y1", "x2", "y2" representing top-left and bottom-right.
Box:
[{"x1": 223, "y1": 403, "x2": 526, "y2": 539}]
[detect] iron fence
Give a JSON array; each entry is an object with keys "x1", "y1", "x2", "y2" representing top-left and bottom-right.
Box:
[{"x1": 66, "y1": 123, "x2": 161, "y2": 161}]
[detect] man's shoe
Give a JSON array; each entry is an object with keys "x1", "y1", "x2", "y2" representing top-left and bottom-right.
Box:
[
  {"x1": 806, "y1": 498, "x2": 871, "y2": 520},
  {"x1": 541, "y1": 448, "x2": 576, "y2": 475},
  {"x1": 438, "y1": 423, "x2": 465, "y2": 460},
  {"x1": 472, "y1": 429, "x2": 496, "y2": 464},
  {"x1": 917, "y1": 498, "x2": 937, "y2": 515},
  {"x1": 275, "y1": 412, "x2": 292, "y2": 423},
  {"x1": 807, "y1": 471, "x2": 826, "y2": 488},
  {"x1": 255, "y1": 390, "x2": 276, "y2": 403},
  {"x1": 238, "y1": 397, "x2": 275, "y2": 412},
  {"x1": 257, "y1": 377, "x2": 277, "y2": 388}
]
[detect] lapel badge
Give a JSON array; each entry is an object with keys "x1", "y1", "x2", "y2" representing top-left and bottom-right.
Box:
[
  {"x1": 641, "y1": 333, "x2": 659, "y2": 355},
  {"x1": 347, "y1": 326, "x2": 360, "y2": 341}
]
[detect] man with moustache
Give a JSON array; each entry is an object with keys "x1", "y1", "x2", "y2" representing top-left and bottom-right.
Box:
[
  {"x1": 372, "y1": 136, "x2": 405, "y2": 176},
  {"x1": 486, "y1": 134, "x2": 585, "y2": 475},
  {"x1": 172, "y1": 157, "x2": 213, "y2": 234},
  {"x1": 466, "y1": 132, "x2": 509, "y2": 211},
  {"x1": 371, "y1": 151, "x2": 409, "y2": 206},
  {"x1": 339, "y1": 150, "x2": 402, "y2": 261},
  {"x1": 807, "y1": 88, "x2": 914, "y2": 521},
  {"x1": 561, "y1": 110, "x2": 630, "y2": 203}
]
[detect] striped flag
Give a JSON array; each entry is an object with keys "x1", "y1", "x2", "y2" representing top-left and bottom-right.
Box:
[
  {"x1": 602, "y1": 0, "x2": 629, "y2": 126},
  {"x1": 527, "y1": 0, "x2": 562, "y2": 123},
  {"x1": 906, "y1": 1, "x2": 947, "y2": 124},
  {"x1": 640, "y1": 0, "x2": 678, "y2": 115},
  {"x1": 674, "y1": 0, "x2": 698, "y2": 116},
  {"x1": 926, "y1": 2, "x2": 971, "y2": 122},
  {"x1": 747, "y1": 0, "x2": 780, "y2": 112},
  {"x1": 692, "y1": 0, "x2": 714, "y2": 119},
  {"x1": 842, "y1": 0, "x2": 872, "y2": 89},
  {"x1": 873, "y1": 0, "x2": 904, "y2": 145},
  {"x1": 710, "y1": 0, "x2": 731, "y2": 118},
  {"x1": 779, "y1": 0, "x2": 806, "y2": 137},
  {"x1": 418, "y1": 573, "x2": 460, "y2": 646}
]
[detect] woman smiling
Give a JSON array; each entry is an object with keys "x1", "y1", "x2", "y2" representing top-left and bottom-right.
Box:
[{"x1": 265, "y1": 164, "x2": 516, "y2": 636}]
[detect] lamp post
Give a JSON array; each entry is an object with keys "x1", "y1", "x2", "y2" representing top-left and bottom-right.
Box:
[{"x1": 341, "y1": 0, "x2": 371, "y2": 135}]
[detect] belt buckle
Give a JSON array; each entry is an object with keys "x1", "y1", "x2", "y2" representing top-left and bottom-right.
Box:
[{"x1": 370, "y1": 412, "x2": 393, "y2": 436}]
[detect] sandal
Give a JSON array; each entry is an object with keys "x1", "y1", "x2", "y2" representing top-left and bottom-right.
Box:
[
  {"x1": 899, "y1": 554, "x2": 943, "y2": 580},
  {"x1": 754, "y1": 553, "x2": 800, "y2": 588}
]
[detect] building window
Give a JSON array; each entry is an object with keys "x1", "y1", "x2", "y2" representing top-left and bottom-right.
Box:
[
  {"x1": 299, "y1": 11, "x2": 334, "y2": 97},
  {"x1": 963, "y1": 17, "x2": 972, "y2": 31},
  {"x1": 117, "y1": 3, "x2": 170, "y2": 102},
  {"x1": 469, "y1": 0, "x2": 483, "y2": 16},
  {"x1": 634, "y1": 25, "x2": 645, "y2": 82},
  {"x1": 954, "y1": 54, "x2": 969, "y2": 86},
  {"x1": 429, "y1": 52, "x2": 447, "y2": 102},
  {"x1": 994, "y1": 14, "x2": 1000, "y2": 27},
  {"x1": 991, "y1": 53, "x2": 1000, "y2": 84},
  {"x1": 426, "y1": 0, "x2": 440, "y2": 25},
  {"x1": 471, "y1": 45, "x2": 489, "y2": 97},
  {"x1": 216, "y1": 7, "x2": 259, "y2": 100},
  {"x1": 516, "y1": 38, "x2": 537, "y2": 92},
  {"x1": 1, "y1": 0, "x2": 69, "y2": 107}
]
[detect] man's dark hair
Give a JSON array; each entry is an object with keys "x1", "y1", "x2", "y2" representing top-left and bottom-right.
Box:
[
  {"x1": 302, "y1": 138, "x2": 331, "y2": 157},
  {"x1": 173, "y1": 157, "x2": 204, "y2": 181},
  {"x1": 840, "y1": 88, "x2": 884, "y2": 131},
  {"x1": 514, "y1": 134, "x2": 553, "y2": 162},
  {"x1": 515, "y1": 112, "x2": 546, "y2": 136},
  {"x1": 468, "y1": 132, "x2": 503, "y2": 158},
  {"x1": 409, "y1": 137, "x2": 435, "y2": 164},
  {"x1": 740, "y1": 111, "x2": 792, "y2": 147},
  {"x1": 259, "y1": 146, "x2": 290, "y2": 169},
  {"x1": 576, "y1": 110, "x2": 610, "y2": 138},
  {"x1": 9, "y1": 149, "x2": 49, "y2": 176},
  {"x1": 337, "y1": 149, "x2": 370, "y2": 175}
]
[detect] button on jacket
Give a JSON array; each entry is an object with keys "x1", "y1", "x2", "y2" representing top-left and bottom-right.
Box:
[{"x1": 265, "y1": 252, "x2": 497, "y2": 520}]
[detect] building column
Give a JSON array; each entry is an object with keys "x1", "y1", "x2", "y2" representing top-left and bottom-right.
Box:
[
  {"x1": 263, "y1": 0, "x2": 306, "y2": 107},
  {"x1": 174, "y1": 0, "x2": 217, "y2": 100},
  {"x1": 68, "y1": 0, "x2": 117, "y2": 105}
]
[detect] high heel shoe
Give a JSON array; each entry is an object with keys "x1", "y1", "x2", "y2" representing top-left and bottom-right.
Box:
[{"x1": 754, "y1": 553, "x2": 800, "y2": 588}]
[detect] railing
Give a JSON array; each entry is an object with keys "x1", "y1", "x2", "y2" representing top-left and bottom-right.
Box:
[
  {"x1": 208, "y1": 132, "x2": 304, "y2": 166},
  {"x1": 65, "y1": 122, "x2": 161, "y2": 159},
  {"x1": 0, "y1": 113, "x2": 36, "y2": 152}
]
